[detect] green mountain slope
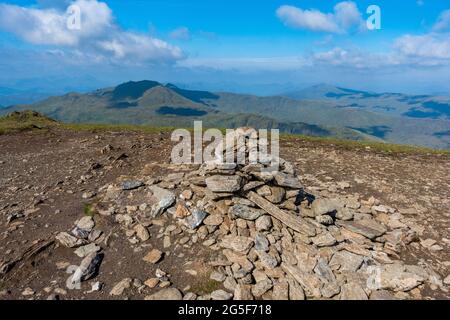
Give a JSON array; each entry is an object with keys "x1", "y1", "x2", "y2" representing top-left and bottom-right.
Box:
[{"x1": 2, "y1": 81, "x2": 449, "y2": 149}]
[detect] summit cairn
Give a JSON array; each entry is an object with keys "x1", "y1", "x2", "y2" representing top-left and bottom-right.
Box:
[
  {"x1": 49, "y1": 127, "x2": 445, "y2": 300},
  {"x1": 195, "y1": 127, "x2": 312, "y2": 235}
]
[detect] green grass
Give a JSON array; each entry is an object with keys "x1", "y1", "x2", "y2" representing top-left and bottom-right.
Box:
[
  {"x1": 282, "y1": 133, "x2": 450, "y2": 155},
  {"x1": 83, "y1": 203, "x2": 96, "y2": 217},
  {"x1": 190, "y1": 271, "x2": 222, "y2": 295},
  {"x1": 1, "y1": 110, "x2": 449, "y2": 156},
  {"x1": 63, "y1": 123, "x2": 176, "y2": 134},
  {"x1": 0, "y1": 110, "x2": 57, "y2": 134}
]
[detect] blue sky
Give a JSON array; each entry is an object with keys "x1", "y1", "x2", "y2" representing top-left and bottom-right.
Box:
[{"x1": 0, "y1": 0, "x2": 449, "y2": 95}]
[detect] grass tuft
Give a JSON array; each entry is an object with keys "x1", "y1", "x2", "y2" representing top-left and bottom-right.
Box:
[{"x1": 83, "y1": 203, "x2": 96, "y2": 217}]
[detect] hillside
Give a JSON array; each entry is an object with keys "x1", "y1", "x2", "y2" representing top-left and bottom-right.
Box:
[
  {"x1": 1, "y1": 81, "x2": 449, "y2": 149},
  {"x1": 0, "y1": 125, "x2": 448, "y2": 300}
]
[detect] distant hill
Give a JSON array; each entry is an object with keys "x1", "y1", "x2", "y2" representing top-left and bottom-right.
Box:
[
  {"x1": 2, "y1": 80, "x2": 449, "y2": 149},
  {"x1": 0, "y1": 87, "x2": 52, "y2": 106},
  {"x1": 284, "y1": 84, "x2": 450, "y2": 121}
]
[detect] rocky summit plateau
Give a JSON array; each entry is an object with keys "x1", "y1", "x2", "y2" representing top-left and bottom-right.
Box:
[{"x1": 0, "y1": 124, "x2": 449, "y2": 301}]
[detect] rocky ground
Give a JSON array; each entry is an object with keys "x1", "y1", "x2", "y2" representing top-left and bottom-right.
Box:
[{"x1": 0, "y1": 127, "x2": 449, "y2": 300}]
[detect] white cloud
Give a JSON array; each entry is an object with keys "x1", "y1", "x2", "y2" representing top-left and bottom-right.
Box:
[
  {"x1": 169, "y1": 27, "x2": 191, "y2": 40},
  {"x1": 433, "y1": 10, "x2": 450, "y2": 32},
  {"x1": 333, "y1": 2, "x2": 364, "y2": 31},
  {"x1": 0, "y1": 0, "x2": 183, "y2": 63},
  {"x1": 394, "y1": 33, "x2": 450, "y2": 61},
  {"x1": 276, "y1": 5, "x2": 340, "y2": 33},
  {"x1": 276, "y1": 1, "x2": 364, "y2": 33}
]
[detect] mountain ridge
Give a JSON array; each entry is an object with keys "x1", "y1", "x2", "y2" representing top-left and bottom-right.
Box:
[{"x1": 2, "y1": 80, "x2": 449, "y2": 149}]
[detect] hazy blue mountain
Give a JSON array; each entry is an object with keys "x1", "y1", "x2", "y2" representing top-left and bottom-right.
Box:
[
  {"x1": 2, "y1": 80, "x2": 449, "y2": 149},
  {"x1": 283, "y1": 84, "x2": 450, "y2": 121},
  {"x1": 0, "y1": 87, "x2": 53, "y2": 106}
]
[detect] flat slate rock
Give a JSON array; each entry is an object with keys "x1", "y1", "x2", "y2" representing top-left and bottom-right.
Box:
[
  {"x1": 337, "y1": 219, "x2": 387, "y2": 240},
  {"x1": 206, "y1": 175, "x2": 242, "y2": 193},
  {"x1": 145, "y1": 288, "x2": 183, "y2": 300},
  {"x1": 274, "y1": 172, "x2": 302, "y2": 189},
  {"x1": 229, "y1": 204, "x2": 264, "y2": 221},
  {"x1": 122, "y1": 180, "x2": 144, "y2": 190}
]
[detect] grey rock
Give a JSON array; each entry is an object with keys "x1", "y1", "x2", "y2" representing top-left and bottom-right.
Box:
[
  {"x1": 145, "y1": 288, "x2": 183, "y2": 300},
  {"x1": 272, "y1": 280, "x2": 289, "y2": 300},
  {"x1": 337, "y1": 219, "x2": 387, "y2": 240},
  {"x1": 251, "y1": 279, "x2": 273, "y2": 297},
  {"x1": 221, "y1": 235, "x2": 254, "y2": 254},
  {"x1": 329, "y1": 250, "x2": 365, "y2": 272},
  {"x1": 122, "y1": 180, "x2": 144, "y2": 190},
  {"x1": 206, "y1": 175, "x2": 242, "y2": 193},
  {"x1": 311, "y1": 198, "x2": 342, "y2": 216},
  {"x1": 109, "y1": 278, "x2": 132, "y2": 296},
  {"x1": 255, "y1": 215, "x2": 272, "y2": 231},
  {"x1": 367, "y1": 264, "x2": 425, "y2": 292},
  {"x1": 340, "y1": 282, "x2": 368, "y2": 300},
  {"x1": 211, "y1": 289, "x2": 233, "y2": 300},
  {"x1": 203, "y1": 214, "x2": 224, "y2": 226},
  {"x1": 311, "y1": 232, "x2": 337, "y2": 247},
  {"x1": 56, "y1": 232, "x2": 83, "y2": 248},
  {"x1": 67, "y1": 252, "x2": 103, "y2": 289},
  {"x1": 185, "y1": 208, "x2": 207, "y2": 229},
  {"x1": 134, "y1": 224, "x2": 150, "y2": 241},
  {"x1": 243, "y1": 181, "x2": 265, "y2": 192},
  {"x1": 321, "y1": 281, "x2": 341, "y2": 298},
  {"x1": 88, "y1": 230, "x2": 103, "y2": 242},
  {"x1": 71, "y1": 227, "x2": 90, "y2": 239},
  {"x1": 74, "y1": 243, "x2": 101, "y2": 258},
  {"x1": 254, "y1": 233, "x2": 270, "y2": 252},
  {"x1": 234, "y1": 284, "x2": 254, "y2": 300},
  {"x1": 316, "y1": 215, "x2": 334, "y2": 226},
  {"x1": 265, "y1": 186, "x2": 286, "y2": 204},
  {"x1": 274, "y1": 172, "x2": 302, "y2": 189},
  {"x1": 336, "y1": 207, "x2": 354, "y2": 221},
  {"x1": 229, "y1": 205, "x2": 264, "y2": 221},
  {"x1": 444, "y1": 275, "x2": 450, "y2": 285},
  {"x1": 223, "y1": 276, "x2": 238, "y2": 292},
  {"x1": 282, "y1": 263, "x2": 321, "y2": 298},
  {"x1": 222, "y1": 249, "x2": 254, "y2": 272},
  {"x1": 183, "y1": 292, "x2": 198, "y2": 300},
  {"x1": 76, "y1": 216, "x2": 95, "y2": 232},
  {"x1": 314, "y1": 258, "x2": 336, "y2": 283},
  {"x1": 257, "y1": 251, "x2": 279, "y2": 269},
  {"x1": 210, "y1": 271, "x2": 226, "y2": 282},
  {"x1": 149, "y1": 186, "x2": 176, "y2": 217},
  {"x1": 287, "y1": 277, "x2": 305, "y2": 300}
]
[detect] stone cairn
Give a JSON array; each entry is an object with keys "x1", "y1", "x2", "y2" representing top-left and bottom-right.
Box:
[{"x1": 55, "y1": 127, "x2": 446, "y2": 300}]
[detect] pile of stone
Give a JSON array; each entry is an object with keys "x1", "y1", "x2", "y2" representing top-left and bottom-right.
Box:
[{"x1": 55, "y1": 127, "x2": 448, "y2": 300}]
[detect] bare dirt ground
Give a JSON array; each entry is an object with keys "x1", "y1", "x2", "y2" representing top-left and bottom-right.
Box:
[{"x1": 0, "y1": 128, "x2": 449, "y2": 300}]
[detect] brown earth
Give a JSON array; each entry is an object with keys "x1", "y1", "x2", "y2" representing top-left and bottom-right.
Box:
[{"x1": 0, "y1": 128, "x2": 449, "y2": 300}]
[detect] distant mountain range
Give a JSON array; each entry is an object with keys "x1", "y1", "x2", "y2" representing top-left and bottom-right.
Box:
[
  {"x1": 1, "y1": 80, "x2": 449, "y2": 149},
  {"x1": 0, "y1": 87, "x2": 52, "y2": 106}
]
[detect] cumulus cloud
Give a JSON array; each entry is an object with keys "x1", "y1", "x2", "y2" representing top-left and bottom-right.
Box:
[
  {"x1": 276, "y1": 1, "x2": 364, "y2": 33},
  {"x1": 433, "y1": 10, "x2": 450, "y2": 32},
  {"x1": 0, "y1": 0, "x2": 183, "y2": 63},
  {"x1": 394, "y1": 34, "x2": 450, "y2": 61}
]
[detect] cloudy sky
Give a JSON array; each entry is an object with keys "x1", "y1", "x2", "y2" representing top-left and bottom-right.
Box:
[{"x1": 0, "y1": 0, "x2": 449, "y2": 95}]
